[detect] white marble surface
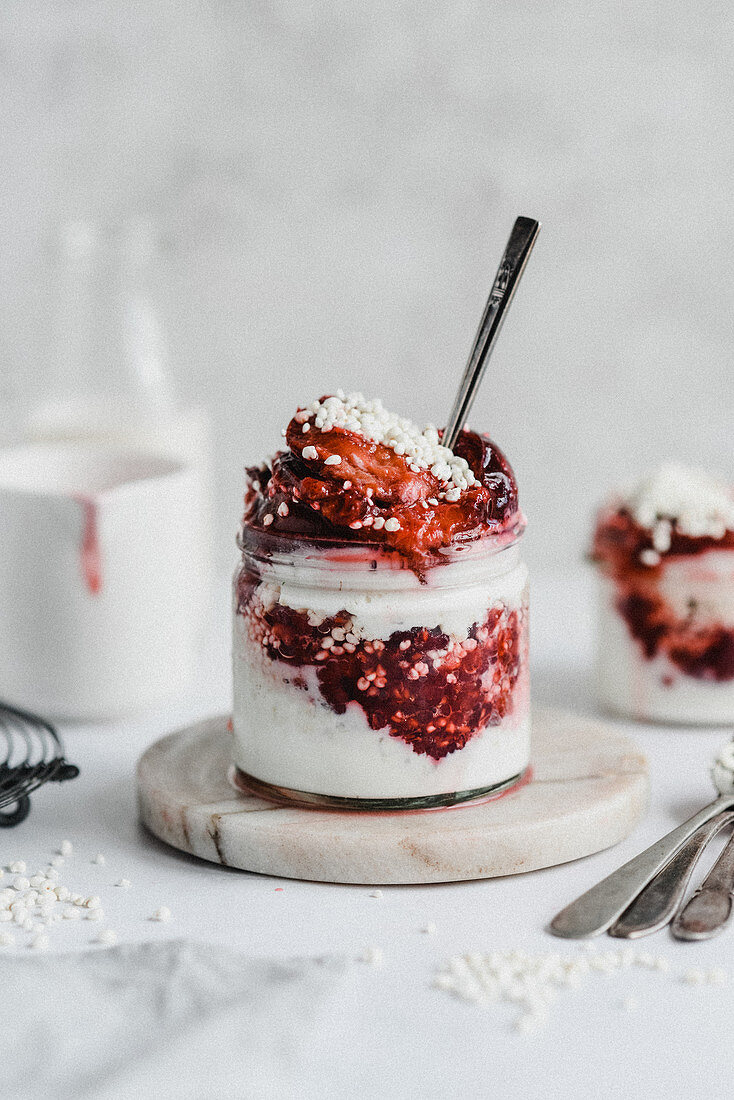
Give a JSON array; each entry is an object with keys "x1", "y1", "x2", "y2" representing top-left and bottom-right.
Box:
[
  {"x1": 2, "y1": 2, "x2": 732, "y2": 575},
  {"x1": 137, "y1": 708, "x2": 648, "y2": 883},
  {"x1": 4, "y1": 568, "x2": 734, "y2": 1098}
]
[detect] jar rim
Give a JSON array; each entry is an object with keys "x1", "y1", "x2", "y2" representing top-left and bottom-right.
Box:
[{"x1": 237, "y1": 518, "x2": 525, "y2": 581}]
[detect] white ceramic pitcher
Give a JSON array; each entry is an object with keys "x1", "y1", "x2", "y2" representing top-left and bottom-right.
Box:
[{"x1": 0, "y1": 442, "x2": 209, "y2": 719}]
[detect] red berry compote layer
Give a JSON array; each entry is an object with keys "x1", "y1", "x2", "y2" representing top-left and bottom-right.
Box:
[
  {"x1": 592, "y1": 464, "x2": 734, "y2": 724},
  {"x1": 232, "y1": 393, "x2": 529, "y2": 806}
]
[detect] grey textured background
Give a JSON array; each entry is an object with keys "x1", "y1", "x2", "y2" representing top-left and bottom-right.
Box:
[{"x1": 2, "y1": 1, "x2": 733, "y2": 569}]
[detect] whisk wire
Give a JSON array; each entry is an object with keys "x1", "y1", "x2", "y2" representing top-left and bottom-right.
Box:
[{"x1": 0, "y1": 702, "x2": 79, "y2": 826}]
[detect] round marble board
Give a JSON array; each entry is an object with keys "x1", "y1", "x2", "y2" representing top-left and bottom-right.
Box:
[{"x1": 137, "y1": 707, "x2": 648, "y2": 885}]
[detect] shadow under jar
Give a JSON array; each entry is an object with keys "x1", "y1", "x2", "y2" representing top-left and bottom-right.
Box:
[{"x1": 231, "y1": 526, "x2": 530, "y2": 810}]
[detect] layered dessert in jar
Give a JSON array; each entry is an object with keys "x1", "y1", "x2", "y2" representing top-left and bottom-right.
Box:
[
  {"x1": 592, "y1": 464, "x2": 734, "y2": 724},
  {"x1": 231, "y1": 392, "x2": 530, "y2": 809}
]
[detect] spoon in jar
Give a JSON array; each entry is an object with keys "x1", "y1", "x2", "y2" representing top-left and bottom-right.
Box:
[
  {"x1": 550, "y1": 739, "x2": 734, "y2": 939},
  {"x1": 442, "y1": 216, "x2": 540, "y2": 451}
]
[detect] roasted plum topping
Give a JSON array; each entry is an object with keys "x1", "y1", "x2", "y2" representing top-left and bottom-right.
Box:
[
  {"x1": 594, "y1": 508, "x2": 734, "y2": 682},
  {"x1": 243, "y1": 401, "x2": 522, "y2": 571}
]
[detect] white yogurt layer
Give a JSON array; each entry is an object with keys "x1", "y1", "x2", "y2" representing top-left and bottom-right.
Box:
[
  {"x1": 271, "y1": 542, "x2": 527, "y2": 642},
  {"x1": 595, "y1": 572, "x2": 734, "y2": 725},
  {"x1": 232, "y1": 541, "x2": 530, "y2": 800},
  {"x1": 232, "y1": 617, "x2": 529, "y2": 798},
  {"x1": 657, "y1": 550, "x2": 734, "y2": 627}
]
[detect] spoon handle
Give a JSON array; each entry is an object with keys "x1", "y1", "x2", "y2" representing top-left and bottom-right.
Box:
[
  {"x1": 443, "y1": 216, "x2": 540, "y2": 451},
  {"x1": 549, "y1": 795, "x2": 734, "y2": 939},
  {"x1": 609, "y1": 811, "x2": 734, "y2": 939},
  {"x1": 672, "y1": 825, "x2": 734, "y2": 940}
]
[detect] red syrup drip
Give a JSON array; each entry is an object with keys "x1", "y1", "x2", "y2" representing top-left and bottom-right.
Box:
[
  {"x1": 74, "y1": 496, "x2": 102, "y2": 596},
  {"x1": 236, "y1": 569, "x2": 526, "y2": 760},
  {"x1": 593, "y1": 509, "x2": 734, "y2": 682}
]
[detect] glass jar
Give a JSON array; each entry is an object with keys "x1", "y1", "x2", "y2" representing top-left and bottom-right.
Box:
[
  {"x1": 231, "y1": 527, "x2": 530, "y2": 810},
  {"x1": 595, "y1": 549, "x2": 734, "y2": 725}
]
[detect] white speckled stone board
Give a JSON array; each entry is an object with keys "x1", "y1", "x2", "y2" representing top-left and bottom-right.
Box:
[{"x1": 137, "y1": 708, "x2": 648, "y2": 885}]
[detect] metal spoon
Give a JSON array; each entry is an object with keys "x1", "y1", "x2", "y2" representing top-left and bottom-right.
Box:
[
  {"x1": 442, "y1": 216, "x2": 540, "y2": 450},
  {"x1": 609, "y1": 811, "x2": 734, "y2": 939},
  {"x1": 549, "y1": 793, "x2": 734, "y2": 939},
  {"x1": 550, "y1": 737, "x2": 734, "y2": 940},
  {"x1": 672, "y1": 827, "x2": 734, "y2": 940}
]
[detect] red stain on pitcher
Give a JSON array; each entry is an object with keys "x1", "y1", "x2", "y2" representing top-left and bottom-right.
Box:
[{"x1": 74, "y1": 495, "x2": 103, "y2": 596}]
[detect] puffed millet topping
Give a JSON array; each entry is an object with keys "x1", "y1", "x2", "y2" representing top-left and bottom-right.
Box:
[
  {"x1": 360, "y1": 946, "x2": 384, "y2": 969},
  {"x1": 297, "y1": 393, "x2": 477, "y2": 493},
  {"x1": 433, "y1": 948, "x2": 729, "y2": 1033},
  {"x1": 622, "y1": 464, "x2": 734, "y2": 542}
]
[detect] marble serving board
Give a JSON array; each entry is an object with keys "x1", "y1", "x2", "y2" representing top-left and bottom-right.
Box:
[{"x1": 137, "y1": 708, "x2": 648, "y2": 885}]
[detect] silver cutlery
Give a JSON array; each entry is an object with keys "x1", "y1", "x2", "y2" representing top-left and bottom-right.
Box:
[
  {"x1": 609, "y1": 812, "x2": 734, "y2": 939},
  {"x1": 549, "y1": 793, "x2": 734, "y2": 939},
  {"x1": 672, "y1": 826, "x2": 734, "y2": 940},
  {"x1": 443, "y1": 216, "x2": 540, "y2": 450}
]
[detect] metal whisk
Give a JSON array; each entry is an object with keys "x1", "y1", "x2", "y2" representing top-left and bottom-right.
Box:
[{"x1": 0, "y1": 702, "x2": 79, "y2": 827}]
